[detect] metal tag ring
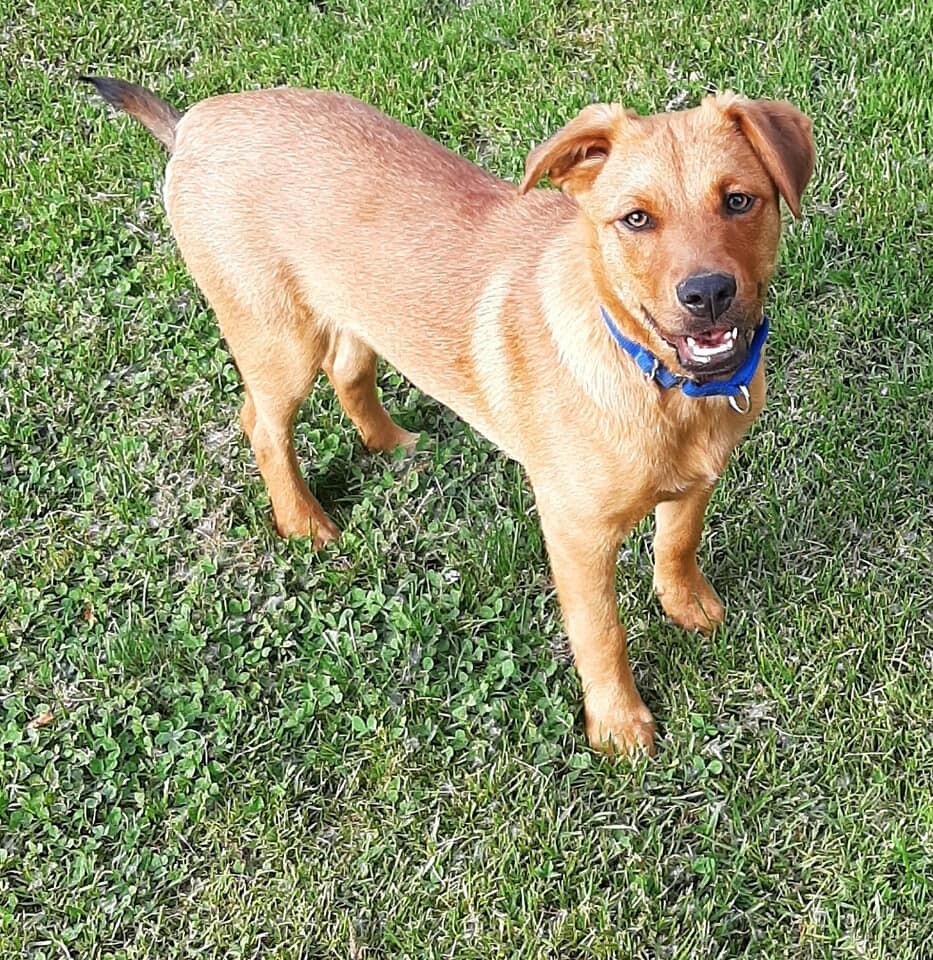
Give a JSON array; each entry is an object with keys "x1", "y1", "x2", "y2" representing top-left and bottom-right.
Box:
[{"x1": 728, "y1": 384, "x2": 752, "y2": 414}]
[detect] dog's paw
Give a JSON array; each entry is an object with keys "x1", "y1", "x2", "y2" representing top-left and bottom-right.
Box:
[
  {"x1": 273, "y1": 504, "x2": 341, "y2": 548},
  {"x1": 654, "y1": 569, "x2": 724, "y2": 634},
  {"x1": 364, "y1": 426, "x2": 420, "y2": 454},
  {"x1": 394, "y1": 428, "x2": 421, "y2": 453},
  {"x1": 309, "y1": 513, "x2": 341, "y2": 550},
  {"x1": 584, "y1": 686, "x2": 656, "y2": 757}
]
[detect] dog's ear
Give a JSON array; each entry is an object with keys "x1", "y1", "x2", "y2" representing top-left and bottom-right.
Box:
[
  {"x1": 519, "y1": 103, "x2": 627, "y2": 196},
  {"x1": 723, "y1": 97, "x2": 815, "y2": 218}
]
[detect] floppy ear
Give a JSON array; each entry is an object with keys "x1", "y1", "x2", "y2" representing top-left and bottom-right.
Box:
[
  {"x1": 723, "y1": 97, "x2": 815, "y2": 218},
  {"x1": 519, "y1": 103, "x2": 626, "y2": 196}
]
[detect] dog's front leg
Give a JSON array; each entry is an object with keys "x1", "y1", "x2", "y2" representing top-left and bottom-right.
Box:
[
  {"x1": 653, "y1": 484, "x2": 725, "y2": 633},
  {"x1": 537, "y1": 496, "x2": 655, "y2": 755}
]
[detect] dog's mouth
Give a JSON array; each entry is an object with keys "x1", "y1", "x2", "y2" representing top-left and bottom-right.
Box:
[
  {"x1": 667, "y1": 325, "x2": 753, "y2": 376},
  {"x1": 642, "y1": 307, "x2": 754, "y2": 380}
]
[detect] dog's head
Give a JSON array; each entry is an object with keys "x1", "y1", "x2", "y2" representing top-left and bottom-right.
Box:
[{"x1": 520, "y1": 94, "x2": 814, "y2": 381}]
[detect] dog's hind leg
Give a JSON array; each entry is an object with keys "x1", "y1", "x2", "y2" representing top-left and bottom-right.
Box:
[
  {"x1": 323, "y1": 331, "x2": 418, "y2": 453},
  {"x1": 212, "y1": 291, "x2": 340, "y2": 548}
]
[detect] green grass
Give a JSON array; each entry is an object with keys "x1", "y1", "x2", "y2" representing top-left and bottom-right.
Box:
[{"x1": 1, "y1": 0, "x2": 931, "y2": 956}]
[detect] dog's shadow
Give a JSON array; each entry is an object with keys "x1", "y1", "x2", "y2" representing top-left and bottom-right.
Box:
[{"x1": 309, "y1": 393, "x2": 466, "y2": 513}]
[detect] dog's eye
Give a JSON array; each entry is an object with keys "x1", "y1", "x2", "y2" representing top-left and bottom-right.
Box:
[
  {"x1": 725, "y1": 192, "x2": 755, "y2": 214},
  {"x1": 619, "y1": 210, "x2": 653, "y2": 231}
]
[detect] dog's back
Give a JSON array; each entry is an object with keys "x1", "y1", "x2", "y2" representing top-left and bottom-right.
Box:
[{"x1": 162, "y1": 88, "x2": 575, "y2": 454}]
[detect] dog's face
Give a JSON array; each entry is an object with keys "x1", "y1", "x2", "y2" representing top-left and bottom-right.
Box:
[{"x1": 521, "y1": 95, "x2": 814, "y2": 380}]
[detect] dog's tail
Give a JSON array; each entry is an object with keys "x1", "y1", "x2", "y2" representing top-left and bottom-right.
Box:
[{"x1": 81, "y1": 76, "x2": 182, "y2": 152}]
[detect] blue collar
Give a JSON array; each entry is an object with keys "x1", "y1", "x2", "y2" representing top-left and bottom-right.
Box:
[{"x1": 599, "y1": 306, "x2": 769, "y2": 413}]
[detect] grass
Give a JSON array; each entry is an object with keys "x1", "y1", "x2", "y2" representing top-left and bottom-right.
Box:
[{"x1": 1, "y1": 0, "x2": 931, "y2": 956}]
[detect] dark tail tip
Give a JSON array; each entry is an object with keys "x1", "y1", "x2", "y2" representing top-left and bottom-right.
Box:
[
  {"x1": 80, "y1": 75, "x2": 127, "y2": 108},
  {"x1": 81, "y1": 75, "x2": 181, "y2": 152}
]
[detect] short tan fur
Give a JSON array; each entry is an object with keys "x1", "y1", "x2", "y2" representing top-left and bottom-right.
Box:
[{"x1": 85, "y1": 77, "x2": 813, "y2": 754}]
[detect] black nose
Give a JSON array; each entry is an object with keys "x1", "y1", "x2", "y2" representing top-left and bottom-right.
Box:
[{"x1": 676, "y1": 272, "x2": 737, "y2": 320}]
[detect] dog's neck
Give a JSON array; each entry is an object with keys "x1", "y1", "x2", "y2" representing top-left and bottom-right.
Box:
[
  {"x1": 534, "y1": 233, "x2": 656, "y2": 421},
  {"x1": 533, "y1": 219, "x2": 662, "y2": 412}
]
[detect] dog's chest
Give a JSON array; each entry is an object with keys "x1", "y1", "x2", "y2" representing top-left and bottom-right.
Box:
[{"x1": 614, "y1": 402, "x2": 749, "y2": 498}]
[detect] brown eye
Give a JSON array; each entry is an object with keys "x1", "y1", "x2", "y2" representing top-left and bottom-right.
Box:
[
  {"x1": 620, "y1": 210, "x2": 653, "y2": 231},
  {"x1": 725, "y1": 192, "x2": 755, "y2": 214}
]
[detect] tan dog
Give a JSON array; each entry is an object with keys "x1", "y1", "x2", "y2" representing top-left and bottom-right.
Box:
[{"x1": 85, "y1": 77, "x2": 813, "y2": 754}]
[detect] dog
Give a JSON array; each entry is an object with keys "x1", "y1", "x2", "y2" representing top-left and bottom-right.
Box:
[{"x1": 84, "y1": 76, "x2": 813, "y2": 755}]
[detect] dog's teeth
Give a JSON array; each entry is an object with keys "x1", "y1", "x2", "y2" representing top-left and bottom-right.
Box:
[
  {"x1": 691, "y1": 339, "x2": 734, "y2": 357},
  {"x1": 684, "y1": 329, "x2": 739, "y2": 363}
]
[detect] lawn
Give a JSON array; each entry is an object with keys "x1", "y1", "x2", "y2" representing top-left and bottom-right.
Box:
[{"x1": 1, "y1": 0, "x2": 931, "y2": 956}]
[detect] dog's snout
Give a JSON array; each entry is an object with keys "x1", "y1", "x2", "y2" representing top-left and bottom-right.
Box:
[{"x1": 676, "y1": 272, "x2": 736, "y2": 321}]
